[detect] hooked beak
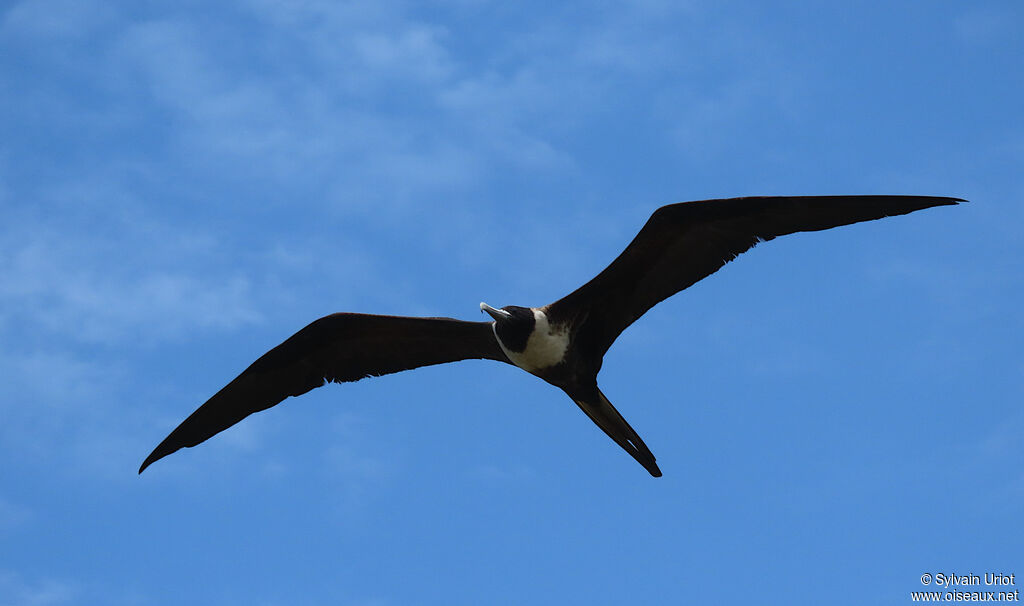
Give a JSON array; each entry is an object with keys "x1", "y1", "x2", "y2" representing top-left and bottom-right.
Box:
[{"x1": 480, "y1": 302, "x2": 511, "y2": 321}]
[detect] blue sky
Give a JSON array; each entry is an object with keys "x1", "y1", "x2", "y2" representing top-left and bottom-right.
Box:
[{"x1": 1, "y1": 1, "x2": 1021, "y2": 604}]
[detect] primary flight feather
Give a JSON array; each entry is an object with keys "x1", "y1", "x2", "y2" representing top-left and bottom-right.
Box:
[{"x1": 141, "y1": 195, "x2": 962, "y2": 476}]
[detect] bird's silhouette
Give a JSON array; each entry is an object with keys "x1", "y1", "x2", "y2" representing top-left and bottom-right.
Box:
[{"x1": 140, "y1": 195, "x2": 961, "y2": 476}]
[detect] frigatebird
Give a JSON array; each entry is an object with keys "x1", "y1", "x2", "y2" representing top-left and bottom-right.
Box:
[{"x1": 140, "y1": 195, "x2": 961, "y2": 477}]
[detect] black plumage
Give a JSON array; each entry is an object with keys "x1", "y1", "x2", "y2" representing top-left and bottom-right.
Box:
[{"x1": 141, "y1": 195, "x2": 962, "y2": 476}]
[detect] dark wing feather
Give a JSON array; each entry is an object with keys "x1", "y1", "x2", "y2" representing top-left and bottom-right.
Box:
[
  {"x1": 139, "y1": 314, "x2": 508, "y2": 473},
  {"x1": 546, "y1": 195, "x2": 963, "y2": 356}
]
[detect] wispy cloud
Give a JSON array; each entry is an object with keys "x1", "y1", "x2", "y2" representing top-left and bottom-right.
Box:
[
  {"x1": 0, "y1": 571, "x2": 77, "y2": 606},
  {"x1": 1, "y1": 0, "x2": 115, "y2": 39},
  {"x1": 953, "y1": 6, "x2": 1019, "y2": 46},
  {"x1": 0, "y1": 213, "x2": 262, "y2": 345},
  {"x1": 0, "y1": 1, "x2": 1017, "y2": 603}
]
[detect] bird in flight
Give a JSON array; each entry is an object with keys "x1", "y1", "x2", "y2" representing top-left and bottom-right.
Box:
[{"x1": 140, "y1": 195, "x2": 961, "y2": 477}]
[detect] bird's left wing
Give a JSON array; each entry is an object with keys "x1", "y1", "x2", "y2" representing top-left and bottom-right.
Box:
[
  {"x1": 546, "y1": 195, "x2": 962, "y2": 356},
  {"x1": 139, "y1": 314, "x2": 509, "y2": 473}
]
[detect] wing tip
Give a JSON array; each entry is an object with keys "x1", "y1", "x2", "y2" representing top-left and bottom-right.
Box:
[
  {"x1": 138, "y1": 442, "x2": 179, "y2": 474},
  {"x1": 900, "y1": 195, "x2": 966, "y2": 215},
  {"x1": 138, "y1": 454, "x2": 159, "y2": 475},
  {"x1": 138, "y1": 457, "x2": 154, "y2": 475}
]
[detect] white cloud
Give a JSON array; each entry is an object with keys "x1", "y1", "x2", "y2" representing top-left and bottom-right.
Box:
[
  {"x1": 352, "y1": 25, "x2": 454, "y2": 83},
  {"x1": 0, "y1": 349, "x2": 110, "y2": 412},
  {"x1": 0, "y1": 343, "x2": 152, "y2": 480},
  {"x1": 3, "y1": 0, "x2": 779, "y2": 230},
  {"x1": 0, "y1": 225, "x2": 262, "y2": 345},
  {"x1": 97, "y1": 8, "x2": 487, "y2": 206}
]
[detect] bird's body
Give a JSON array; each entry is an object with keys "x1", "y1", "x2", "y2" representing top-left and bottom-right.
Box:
[
  {"x1": 488, "y1": 306, "x2": 570, "y2": 374},
  {"x1": 140, "y1": 195, "x2": 962, "y2": 477}
]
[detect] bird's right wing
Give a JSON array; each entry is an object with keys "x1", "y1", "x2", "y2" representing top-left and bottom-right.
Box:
[
  {"x1": 546, "y1": 195, "x2": 962, "y2": 357},
  {"x1": 140, "y1": 314, "x2": 509, "y2": 472}
]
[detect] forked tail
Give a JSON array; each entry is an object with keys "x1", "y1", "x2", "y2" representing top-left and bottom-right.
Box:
[{"x1": 571, "y1": 387, "x2": 662, "y2": 477}]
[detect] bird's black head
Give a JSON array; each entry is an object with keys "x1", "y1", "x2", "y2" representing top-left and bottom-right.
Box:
[{"x1": 480, "y1": 302, "x2": 535, "y2": 353}]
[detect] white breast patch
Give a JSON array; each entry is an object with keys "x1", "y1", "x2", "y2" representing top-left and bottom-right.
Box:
[{"x1": 496, "y1": 309, "x2": 570, "y2": 373}]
